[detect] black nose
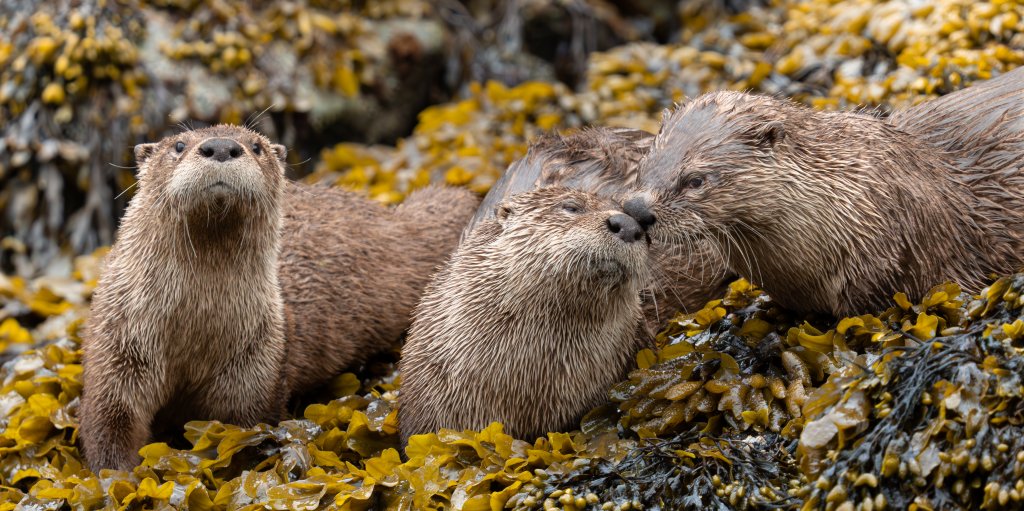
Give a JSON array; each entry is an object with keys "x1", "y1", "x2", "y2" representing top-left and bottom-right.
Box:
[
  {"x1": 623, "y1": 198, "x2": 656, "y2": 230},
  {"x1": 199, "y1": 138, "x2": 243, "y2": 162},
  {"x1": 607, "y1": 213, "x2": 643, "y2": 243}
]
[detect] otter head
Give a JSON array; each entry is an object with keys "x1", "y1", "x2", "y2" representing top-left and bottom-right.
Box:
[
  {"x1": 133, "y1": 125, "x2": 287, "y2": 222},
  {"x1": 622, "y1": 92, "x2": 802, "y2": 277},
  {"x1": 487, "y1": 187, "x2": 651, "y2": 294}
]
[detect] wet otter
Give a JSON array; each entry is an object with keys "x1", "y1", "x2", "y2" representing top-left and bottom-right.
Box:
[
  {"x1": 399, "y1": 187, "x2": 653, "y2": 443},
  {"x1": 469, "y1": 127, "x2": 733, "y2": 329},
  {"x1": 624, "y1": 67, "x2": 1024, "y2": 316},
  {"x1": 80, "y1": 125, "x2": 478, "y2": 471}
]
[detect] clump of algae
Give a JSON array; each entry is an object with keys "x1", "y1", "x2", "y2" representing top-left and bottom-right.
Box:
[{"x1": 3, "y1": 241, "x2": 1023, "y2": 510}]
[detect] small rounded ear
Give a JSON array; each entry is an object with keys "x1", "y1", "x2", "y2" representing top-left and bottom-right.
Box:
[
  {"x1": 271, "y1": 144, "x2": 287, "y2": 163},
  {"x1": 496, "y1": 203, "x2": 515, "y2": 225},
  {"x1": 134, "y1": 143, "x2": 158, "y2": 165},
  {"x1": 753, "y1": 120, "x2": 785, "y2": 148}
]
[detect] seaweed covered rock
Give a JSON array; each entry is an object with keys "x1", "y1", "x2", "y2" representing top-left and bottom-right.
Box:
[
  {"x1": 794, "y1": 278, "x2": 1024, "y2": 510},
  {"x1": 0, "y1": 0, "x2": 450, "y2": 276},
  {"x1": 7, "y1": 0, "x2": 1024, "y2": 277},
  {"x1": 2, "y1": 241, "x2": 1024, "y2": 510},
  {"x1": 316, "y1": 0, "x2": 1024, "y2": 207}
]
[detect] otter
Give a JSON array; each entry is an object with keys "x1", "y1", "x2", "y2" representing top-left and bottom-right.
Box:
[
  {"x1": 80, "y1": 125, "x2": 478, "y2": 471},
  {"x1": 469, "y1": 127, "x2": 733, "y2": 329},
  {"x1": 623, "y1": 67, "x2": 1024, "y2": 316},
  {"x1": 398, "y1": 187, "x2": 653, "y2": 443}
]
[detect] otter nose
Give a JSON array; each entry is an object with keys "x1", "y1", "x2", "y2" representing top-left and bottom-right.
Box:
[
  {"x1": 607, "y1": 214, "x2": 643, "y2": 243},
  {"x1": 623, "y1": 198, "x2": 656, "y2": 231},
  {"x1": 199, "y1": 138, "x2": 244, "y2": 162}
]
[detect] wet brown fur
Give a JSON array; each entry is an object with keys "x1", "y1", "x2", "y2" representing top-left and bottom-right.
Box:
[
  {"x1": 80, "y1": 125, "x2": 478, "y2": 471},
  {"x1": 631, "y1": 67, "x2": 1024, "y2": 315},
  {"x1": 399, "y1": 187, "x2": 653, "y2": 443},
  {"x1": 468, "y1": 127, "x2": 733, "y2": 329}
]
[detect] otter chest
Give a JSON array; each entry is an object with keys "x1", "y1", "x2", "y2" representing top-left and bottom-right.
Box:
[{"x1": 141, "y1": 267, "x2": 279, "y2": 370}]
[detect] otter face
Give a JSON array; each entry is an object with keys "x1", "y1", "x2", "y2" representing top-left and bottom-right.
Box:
[
  {"x1": 133, "y1": 125, "x2": 287, "y2": 217},
  {"x1": 493, "y1": 187, "x2": 651, "y2": 290},
  {"x1": 624, "y1": 92, "x2": 792, "y2": 267}
]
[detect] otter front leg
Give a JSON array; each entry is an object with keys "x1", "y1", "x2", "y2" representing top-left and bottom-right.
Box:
[
  {"x1": 201, "y1": 347, "x2": 286, "y2": 427},
  {"x1": 79, "y1": 354, "x2": 166, "y2": 473}
]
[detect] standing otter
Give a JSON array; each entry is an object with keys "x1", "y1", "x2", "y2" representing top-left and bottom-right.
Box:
[
  {"x1": 469, "y1": 127, "x2": 733, "y2": 329},
  {"x1": 623, "y1": 67, "x2": 1024, "y2": 316},
  {"x1": 399, "y1": 187, "x2": 653, "y2": 443},
  {"x1": 80, "y1": 125, "x2": 478, "y2": 471}
]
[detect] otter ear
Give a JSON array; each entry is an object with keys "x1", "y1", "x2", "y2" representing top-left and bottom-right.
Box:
[
  {"x1": 495, "y1": 203, "x2": 515, "y2": 225},
  {"x1": 134, "y1": 143, "x2": 158, "y2": 165},
  {"x1": 752, "y1": 120, "x2": 785, "y2": 148},
  {"x1": 271, "y1": 144, "x2": 287, "y2": 163}
]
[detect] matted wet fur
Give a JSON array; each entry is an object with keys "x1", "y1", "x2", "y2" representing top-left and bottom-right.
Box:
[
  {"x1": 468, "y1": 127, "x2": 733, "y2": 329},
  {"x1": 80, "y1": 125, "x2": 478, "y2": 471},
  {"x1": 626, "y1": 67, "x2": 1024, "y2": 316},
  {"x1": 399, "y1": 187, "x2": 653, "y2": 443}
]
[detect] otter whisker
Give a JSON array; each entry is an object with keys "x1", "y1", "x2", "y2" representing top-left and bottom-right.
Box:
[
  {"x1": 718, "y1": 225, "x2": 758, "y2": 287},
  {"x1": 699, "y1": 224, "x2": 731, "y2": 284},
  {"x1": 114, "y1": 182, "x2": 138, "y2": 200},
  {"x1": 245, "y1": 103, "x2": 276, "y2": 130}
]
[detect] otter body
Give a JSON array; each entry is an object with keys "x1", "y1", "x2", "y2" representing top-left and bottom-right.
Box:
[
  {"x1": 399, "y1": 187, "x2": 652, "y2": 443},
  {"x1": 625, "y1": 67, "x2": 1024, "y2": 316},
  {"x1": 81, "y1": 125, "x2": 478, "y2": 471},
  {"x1": 470, "y1": 128, "x2": 732, "y2": 328},
  {"x1": 279, "y1": 182, "x2": 479, "y2": 394}
]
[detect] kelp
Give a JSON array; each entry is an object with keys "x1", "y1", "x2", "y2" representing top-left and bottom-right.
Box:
[
  {"x1": 794, "y1": 276, "x2": 1024, "y2": 511},
  {"x1": 537, "y1": 429, "x2": 799, "y2": 511},
  {"x1": 0, "y1": 0, "x2": 448, "y2": 276},
  {"x1": 2, "y1": 249, "x2": 1022, "y2": 510},
  {"x1": 610, "y1": 280, "x2": 817, "y2": 440}
]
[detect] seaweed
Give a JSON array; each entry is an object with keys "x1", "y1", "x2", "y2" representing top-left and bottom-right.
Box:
[{"x1": 539, "y1": 429, "x2": 799, "y2": 510}]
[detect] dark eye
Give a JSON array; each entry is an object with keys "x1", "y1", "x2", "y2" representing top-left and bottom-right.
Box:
[
  {"x1": 684, "y1": 176, "x2": 704, "y2": 189},
  {"x1": 252, "y1": 143, "x2": 261, "y2": 155},
  {"x1": 175, "y1": 141, "x2": 186, "y2": 153},
  {"x1": 561, "y1": 202, "x2": 582, "y2": 213}
]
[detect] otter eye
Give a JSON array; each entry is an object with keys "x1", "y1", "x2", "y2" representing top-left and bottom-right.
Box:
[
  {"x1": 175, "y1": 141, "x2": 186, "y2": 153},
  {"x1": 561, "y1": 201, "x2": 582, "y2": 214},
  {"x1": 252, "y1": 143, "x2": 262, "y2": 155},
  {"x1": 684, "y1": 177, "x2": 704, "y2": 189}
]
